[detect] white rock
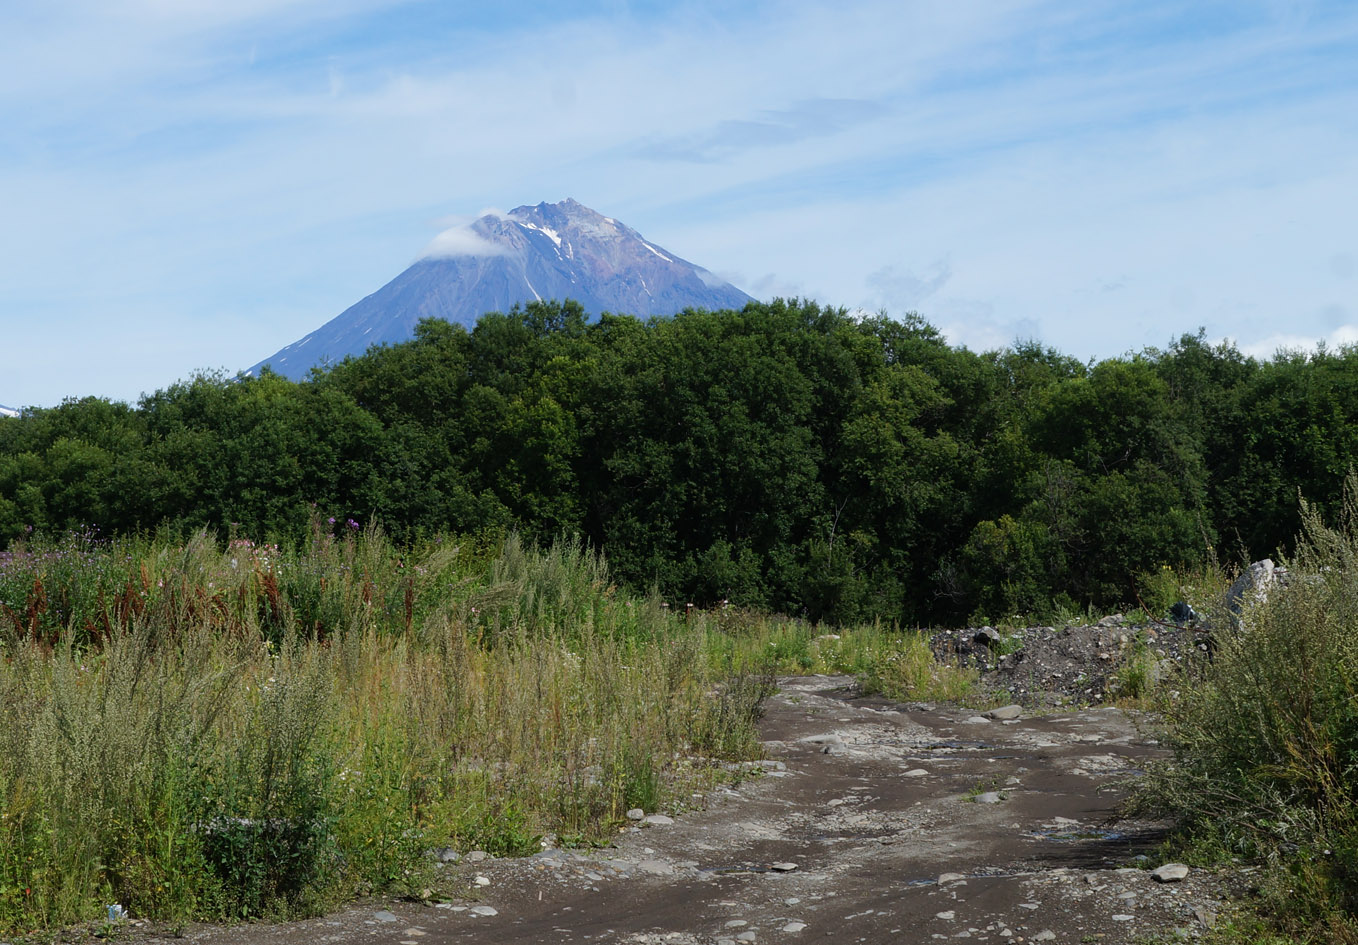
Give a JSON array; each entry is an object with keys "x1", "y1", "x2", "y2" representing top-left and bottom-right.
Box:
[
  {"x1": 935, "y1": 911, "x2": 956, "y2": 920},
  {"x1": 984, "y1": 704, "x2": 1023, "y2": 721},
  {"x1": 643, "y1": 814, "x2": 675, "y2": 826},
  {"x1": 937, "y1": 872, "x2": 967, "y2": 884},
  {"x1": 782, "y1": 922, "x2": 808, "y2": 933},
  {"x1": 626, "y1": 808, "x2": 645, "y2": 820},
  {"x1": 903, "y1": 768, "x2": 930, "y2": 777},
  {"x1": 1033, "y1": 931, "x2": 1056, "y2": 942},
  {"x1": 473, "y1": 875, "x2": 490, "y2": 886},
  {"x1": 469, "y1": 905, "x2": 498, "y2": 917},
  {"x1": 1151, "y1": 863, "x2": 1190, "y2": 882}
]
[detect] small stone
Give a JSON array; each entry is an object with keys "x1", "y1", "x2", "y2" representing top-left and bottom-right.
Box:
[
  {"x1": 435, "y1": 847, "x2": 460, "y2": 863},
  {"x1": 770, "y1": 862, "x2": 798, "y2": 872},
  {"x1": 974, "y1": 627, "x2": 1002, "y2": 648},
  {"x1": 937, "y1": 873, "x2": 967, "y2": 885},
  {"x1": 638, "y1": 859, "x2": 674, "y2": 875},
  {"x1": 962, "y1": 716, "x2": 991, "y2": 724},
  {"x1": 904, "y1": 768, "x2": 930, "y2": 777},
  {"x1": 973, "y1": 791, "x2": 1004, "y2": 804},
  {"x1": 418, "y1": 888, "x2": 432, "y2": 901},
  {"x1": 1112, "y1": 914, "x2": 1134, "y2": 921},
  {"x1": 474, "y1": 875, "x2": 490, "y2": 886},
  {"x1": 782, "y1": 922, "x2": 808, "y2": 933},
  {"x1": 402, "y1": 929, "x2": 426, "y2": 937},
  {"x1": 1033, "y1": 931, "x2": 1056, "y2": 942},
  {"x1": 936, "y1": 911, "x2": 956, "y2": 920},
  {"x1": 725, "y1": 919, "x2": 749, "y2": 928},
  {"x1": 626, "y1": 808, "x2": 645, "y2": 821},
  {"x1": 1152, "y1": 863, "x2": 1190, "y2": 883},
  {"x1": 984, "y1": 705, "x2": 1023, "y2": 721},
  {"x1": 464, "y1": 850, "x2": 487, "y2": 862},
  {"x1": 643, "y1": 814, "x2": 675, "y2": 826},
  {"x1": 469, "y1": 905, "x2": 498, "y2": 917},
  {"x1": 374, "y1": 911, "x2": 399, "y2": 923},
  {"x1": 737, "y1": 933, "x2": 757, "y2": 942}
]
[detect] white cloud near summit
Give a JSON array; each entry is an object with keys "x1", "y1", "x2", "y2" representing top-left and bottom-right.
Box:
[{"x1": 420, "y1": 224, "x2": 510, "y2": 260}]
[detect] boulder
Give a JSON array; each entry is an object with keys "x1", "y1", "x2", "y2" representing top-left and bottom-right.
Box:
[
  {"x1": 973, "y1": 626, "x2": 1002, "y2": 648},
  {"x1": 1225, "y1": 559, "x2": 1284, "y2": 624}
]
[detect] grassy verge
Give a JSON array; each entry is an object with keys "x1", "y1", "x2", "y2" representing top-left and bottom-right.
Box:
[
  {"x1": 699, "y1": 609, "x2": 981, "y2": 704},
  {"x1": 0, "y1": 527, "x2": 771, "y2": 933},
  {"x1": 1136, "y1": 483, "x2": 1358, "y2": 943}
]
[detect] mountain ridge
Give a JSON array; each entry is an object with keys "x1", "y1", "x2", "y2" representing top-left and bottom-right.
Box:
[{"x1": 247, "y1": 200, "x2": 752, "y2": 380}]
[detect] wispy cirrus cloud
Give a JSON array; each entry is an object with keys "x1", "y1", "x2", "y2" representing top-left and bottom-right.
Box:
[
  {"x1": 636, "y1": 98, "x2": 891, "y2": 163},
  {"x1": 2, "y1": 0, "x2": 1357, "y2": 404}
]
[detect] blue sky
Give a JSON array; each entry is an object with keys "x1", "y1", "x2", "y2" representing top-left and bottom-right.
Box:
[{"x1": 2, "y1": 0, "x2": 1355, "y2": 407}]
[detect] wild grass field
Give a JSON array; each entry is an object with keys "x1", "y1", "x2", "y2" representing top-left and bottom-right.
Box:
[{"x1": 0, "y1": 523, "x2": 968, "y2": 935}]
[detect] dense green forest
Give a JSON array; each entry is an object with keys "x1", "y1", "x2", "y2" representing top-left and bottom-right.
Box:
[{"x1": 1, "y1": 298, "x2": 1352, "y2": 624}]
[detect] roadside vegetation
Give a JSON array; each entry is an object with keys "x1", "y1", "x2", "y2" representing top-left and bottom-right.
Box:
[
  {"x1": 0, "y1": 525, "x2": 970, "y2": 935},
  {"x1": 1138, "y1": 480, "x2": 1358, "y2": 943}
]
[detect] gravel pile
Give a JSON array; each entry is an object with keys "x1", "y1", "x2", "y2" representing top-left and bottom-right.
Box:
[{"x1": 930, "y1": 615, "x2": 1212, "y2": 705}]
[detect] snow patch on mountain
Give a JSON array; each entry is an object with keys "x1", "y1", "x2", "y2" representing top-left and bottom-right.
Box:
[{"x1": 249, "y1": 198, "x2": 753, "y2": 381}]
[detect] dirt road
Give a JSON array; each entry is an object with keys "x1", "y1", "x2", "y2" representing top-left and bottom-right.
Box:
[{"x1": 151, "y1": 675, "x2": 1231, "y2": 945}]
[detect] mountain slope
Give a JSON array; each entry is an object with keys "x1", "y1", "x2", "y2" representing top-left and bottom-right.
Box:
[{"x1": 247, "y1": 199, "x2": 752, "y2": 380}]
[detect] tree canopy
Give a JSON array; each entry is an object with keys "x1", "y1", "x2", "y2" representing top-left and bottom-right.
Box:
[{"x1": 2, "y1": 302, "x2": 1350, "y2": 624}]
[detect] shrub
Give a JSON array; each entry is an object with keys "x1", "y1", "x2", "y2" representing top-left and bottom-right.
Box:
[{"x1": 1141, "y1": 476, "x2": 1358, "y2": 937}]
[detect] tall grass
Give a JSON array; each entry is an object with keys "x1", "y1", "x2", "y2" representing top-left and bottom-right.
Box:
[
  {"x1": 0, "y1": 527, "x2": 771, "y2": 933},
  {"x1": 699, "y1": 608, "x2": 980, "y2": 704},
  {"x1": 1140, "y1": 479, "x2": 1358, "y2": 941}
]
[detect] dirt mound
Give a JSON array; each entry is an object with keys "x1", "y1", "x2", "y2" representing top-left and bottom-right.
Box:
[{"x1": 931, "y1": 616, "x2": 1210, "y2": 705}]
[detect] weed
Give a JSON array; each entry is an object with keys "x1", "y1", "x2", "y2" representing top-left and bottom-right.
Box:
[
  {"x1": 0, "y1": 530, "x2": 773, "y2": 933},
  {"x1": 1137, "y1": 476, "x2": 1358, "y2": 937}
]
